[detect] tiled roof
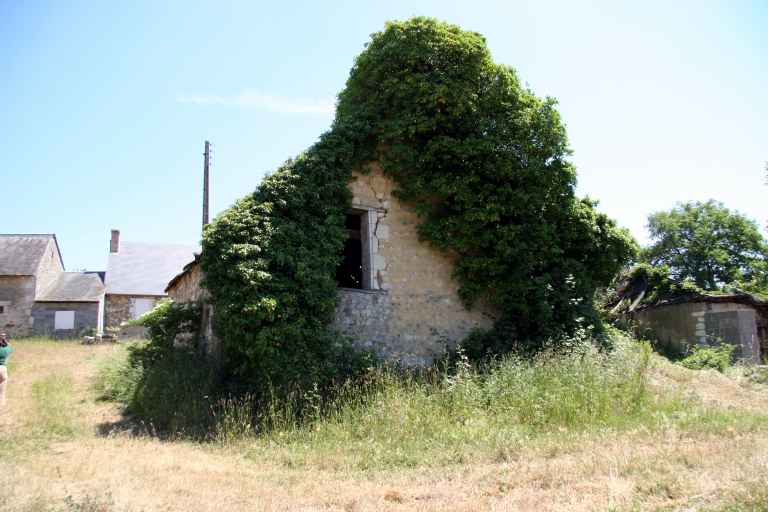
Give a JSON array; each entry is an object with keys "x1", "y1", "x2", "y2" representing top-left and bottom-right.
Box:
[
  {"x1": 106, "y1": 241, "x2": 199, "y2": 296},
  {"x1": 37, "y1": 272, "x2": 105, "y2": 302},
  {"x1": 0, "y1": 234, "x2": 62, "y2": 275}
]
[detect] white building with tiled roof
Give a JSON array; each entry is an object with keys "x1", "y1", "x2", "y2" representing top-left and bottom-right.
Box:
[{"x1": 103, "y1": 230, "x2": 197, "y2": 335}]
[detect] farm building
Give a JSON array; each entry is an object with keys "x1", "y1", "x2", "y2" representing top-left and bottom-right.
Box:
[
  {"x1": 0, "y1": 234, "x2": 105, "y2": 338},
  {"x1": 104, "y1": 229, "x2": 197, "y2": 337},
  {"x1": 167, "y1": 164, "x2": 496, "y2": 364},
  {"x1": 633, "y1": 292, "x2": 768, "y2": 363}
]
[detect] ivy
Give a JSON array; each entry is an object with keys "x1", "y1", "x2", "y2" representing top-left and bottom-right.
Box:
[{"x1": 201, "y1": 17, "x2": 636, "y2": 387}]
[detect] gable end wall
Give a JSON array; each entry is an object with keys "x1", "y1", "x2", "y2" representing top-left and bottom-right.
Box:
[
  {"x1": 35, "y1": 239, "x2": 64, "y2": 299},
  {"x1": 337, "y1": 164, "x2": 495, "y2": 364}
]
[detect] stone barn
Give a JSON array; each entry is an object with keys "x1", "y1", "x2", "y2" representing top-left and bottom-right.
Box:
[
  {"x1": 633, "y1": 292, "x2": 768, "y2": 363},
  {"x1": 104, "y1": 229, "x2": 198, "y2": 337},
  {"x1": 0, "y1": 234, "x2": 105, "y2": 338},
  {"x1": 32, "y1": 272, "x2": 105, "y2": 338},
  {"x1": 167, "y1": 165, "x2": 496, "y2": 364}
]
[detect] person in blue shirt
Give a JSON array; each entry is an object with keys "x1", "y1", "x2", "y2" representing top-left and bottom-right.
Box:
[{"x1": 0, "y1": 332, "x2": 12, "y2": 408}]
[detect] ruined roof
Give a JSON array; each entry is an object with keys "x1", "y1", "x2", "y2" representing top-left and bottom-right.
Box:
[
  {"x1": 165, "y1": 253, "x2": 201, "y2": 293},
  {"x1": 0, "y1": 234, "x2": 63, "y2": 275},
  {"x1": 37, "y1": 272, "x2": 105, "y2": 302},
  {"x1": 106, "y1": 241, "x2": 199, "y2": 296},
  {"x1": 642, "y1": 290, "x2": 768, "y2": 310}
]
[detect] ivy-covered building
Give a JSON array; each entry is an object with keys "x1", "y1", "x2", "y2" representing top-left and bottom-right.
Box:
[
  {"x1": 167, "y1": 163, "x2": 496, "y2": 365},
  {"x1": 167, "y1": 18, "x2": 635, "y2": 370}
]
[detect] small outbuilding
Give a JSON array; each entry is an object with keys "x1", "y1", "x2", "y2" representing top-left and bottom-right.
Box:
[{"x1": 633, "y1": 292, "x2": 768, "y2": 363}]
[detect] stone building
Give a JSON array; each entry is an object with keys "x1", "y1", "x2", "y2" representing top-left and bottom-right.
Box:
[
  {"x1": 633, "y1": 293, "x2": 768, "y2": 363},
  {"x1": 104, "y1": 230, "x2": 197, "y2": 336},
  {"x1": 0, "y1": 234, "x2": 105, "y2": 338},
  {"x1": 166, "y1": 165, "x2": 495, "y2": 364}
]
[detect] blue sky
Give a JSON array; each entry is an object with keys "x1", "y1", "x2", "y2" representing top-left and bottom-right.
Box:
[{"x1": 2, "y1": 1, "x2": 766, "y2": 271}]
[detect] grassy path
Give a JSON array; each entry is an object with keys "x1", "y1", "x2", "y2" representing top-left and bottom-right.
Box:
[{"x1": 1, "y1": 340, "x2": 767, "y2": 511}]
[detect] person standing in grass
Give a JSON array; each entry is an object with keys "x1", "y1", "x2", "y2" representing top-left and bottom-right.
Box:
[{"x1": 0, "y1": 332, "x2": 12, "y2": 407}]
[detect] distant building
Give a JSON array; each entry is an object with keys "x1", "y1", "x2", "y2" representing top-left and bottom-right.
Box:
[
  {"x1": 104, "y1": 230, "x2": 197, "y2": 336},
  {"x1": 0, "y1": 234, "x2": 105, "y2": 338}
]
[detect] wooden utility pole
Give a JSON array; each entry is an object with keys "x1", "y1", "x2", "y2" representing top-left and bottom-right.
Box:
[{"x1": 203, "y1": 140, "x2": 211, "y2": 229}]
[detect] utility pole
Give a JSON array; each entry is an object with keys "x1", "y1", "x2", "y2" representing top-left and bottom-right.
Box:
[{"x1": 203, "y1": 140, "x2": 211, "y2": 229}]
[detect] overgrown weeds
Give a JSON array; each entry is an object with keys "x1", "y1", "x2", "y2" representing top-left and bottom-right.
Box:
[
  {"x1": 95, "y1": 334, "x2": 768, "y2": 469},
  {"x1": 679, "y1": 344, "x2": 735, "y2": 372},
  {"x1": 94, "y1": 343, "x2": 219, "y2": 437}
]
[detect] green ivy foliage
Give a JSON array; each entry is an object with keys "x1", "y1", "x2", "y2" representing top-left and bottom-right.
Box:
[
  {"x1": 130, "y1": 299, "x2": 202, "y2": 357},
  {"x1": 201, "y1": 17, "x2": 637, "y2": 384}
]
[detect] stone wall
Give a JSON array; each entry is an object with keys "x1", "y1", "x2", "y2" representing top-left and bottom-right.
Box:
[
  {"x1": 635, "y1": 301, "x2": 765, "y2": 363},
  {"x1": 0, "y1": 276, "x2": 36, "y2": 337},
  {"x1": 104, "y1": 294, "x2": 161, "y2": 338},
  {"x1": 167, "y1": 266, "x2": 220, "y2": 362},
  {"x1": 166, "y1": 164, "x2": 495, "y2": 365},
  {"x1": 31, "y1": 302, "x2": 100, "y2": 338},
  {"x1": 340, "y1": 164, "x2": 495, "y2": 364},
  {"x1": 34, "y1": 238, "x2": 64, "y2": 298},
  {"x1": 167, "y1": 263, "x2": 208, "y2": 303}
]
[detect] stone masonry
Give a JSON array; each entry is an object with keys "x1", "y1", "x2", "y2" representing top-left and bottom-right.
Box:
[
  {"x1": 104, "y1": 294, "x2": 159, "y2": 337},
  {"x1": 339, "y1": 163, "x2": 495, "y2": 364},
  {"x1": 0, "y1": 276, "x2": 36, "y2": 336},
  {"x1": 0, "y1": 238, "x2": 63, "y2": 337},
  {"x1": 635, "y1": 300, "x2": 766, "y2": 363},
  {"x1": 166, "y1": 163, "x2": 496, "y2": 365},
  {"x1": 31, "y1": 302, "x2": 100, "y2": 338}
]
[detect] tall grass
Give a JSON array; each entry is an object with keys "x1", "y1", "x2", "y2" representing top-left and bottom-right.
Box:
[
  {"x1": 94, "y1": 343, "x2": 219, "y2": 437},
  {"x1": 245, "y1": 341, "x2": 661, "y2": 468},
  {"x1": 27, "y1": 374, "x2": 79, "y2": 439},
  {"x1": 96, "y1": 337, "x2": 680, "y2": 452}
]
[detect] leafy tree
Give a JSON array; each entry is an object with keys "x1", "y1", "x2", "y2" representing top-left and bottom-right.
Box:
[
  {"x1": 201, "y1": 17, "x2": 637, "y2": 387},
  {"x1": 643, "y1": 200, "x2": 768, "y2": 290}
]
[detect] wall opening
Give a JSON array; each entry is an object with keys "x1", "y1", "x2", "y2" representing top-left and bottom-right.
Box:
[{"x1": 337, "y1": 212, "x2": 365, "y2": 289}]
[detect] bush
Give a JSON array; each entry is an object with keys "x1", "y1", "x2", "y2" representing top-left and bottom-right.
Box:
[
  {"x1": 128, "y1": 298, "x2": 202, "y2": 354},
  {"x1": 679, "y1": 344, "x2": 735, "y2": 372},
  {"x1": 96, "y1": 342, "x2": 220, "y2": 437}
]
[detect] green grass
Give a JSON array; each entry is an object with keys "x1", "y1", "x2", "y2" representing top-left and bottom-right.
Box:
[
  {"x1": 95, "y1": 336, "x2": 768, "y2": 470},
  {"x1": 27, "y1": 373, "x2": 79, "y2": 439}
]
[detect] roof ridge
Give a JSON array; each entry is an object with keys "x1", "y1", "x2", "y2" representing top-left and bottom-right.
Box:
[{"x1": 0, "y1": 233, "x2": 55, "y2": 237}]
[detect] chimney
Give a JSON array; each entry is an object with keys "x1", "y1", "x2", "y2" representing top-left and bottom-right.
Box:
[
  {"x1": 110, "y1": 229, "x2": 120, "y2": 253},
  {"x1": 203, "y1": 140, "x2": 210, "y2": 230}
]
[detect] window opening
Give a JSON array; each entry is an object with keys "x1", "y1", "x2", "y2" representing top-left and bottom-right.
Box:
[{"x1": 336, "y1": 212, "x2": 364, "y2": 289}]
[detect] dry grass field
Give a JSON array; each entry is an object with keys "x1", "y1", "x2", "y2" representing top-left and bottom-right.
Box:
[{"x1": 1, "y1": 339, "x2": 768, "y2": 512}]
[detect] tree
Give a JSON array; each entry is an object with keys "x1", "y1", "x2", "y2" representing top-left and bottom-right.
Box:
[{"x1": 643, "y1": 200, "x2": 768, "y2": 290}]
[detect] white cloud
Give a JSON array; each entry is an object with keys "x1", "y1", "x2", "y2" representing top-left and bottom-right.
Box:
[{"x1": 177, "y1": 90, "x2": 335, "y2": 115}]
